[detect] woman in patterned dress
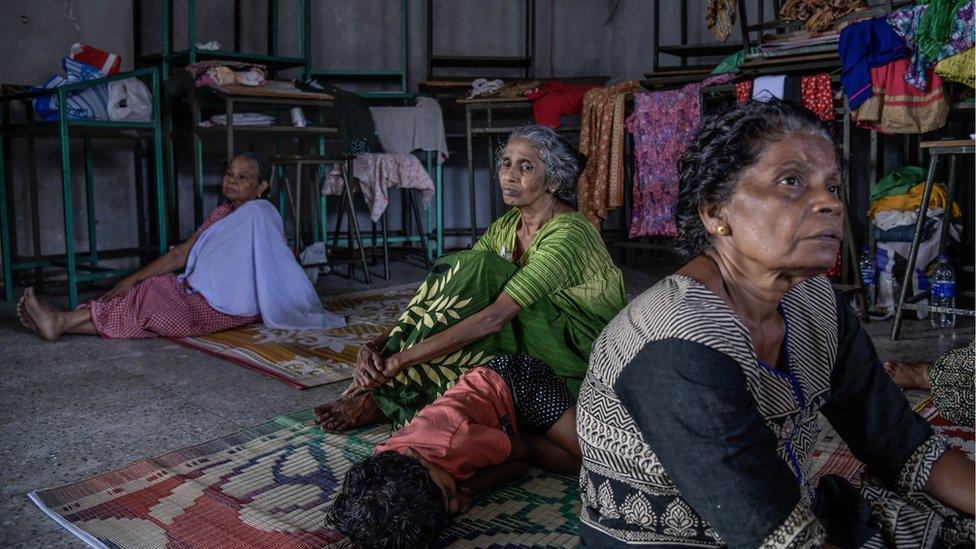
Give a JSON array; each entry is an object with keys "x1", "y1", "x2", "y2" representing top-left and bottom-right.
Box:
[
  {"x1": 17, "y1": 154, "x2": 271, "y2": 340},
  {"x1": 885, "y1": 340, "x2": 975, "y2": 426},
  {"x1": 315, "y1": 125, "x2": 626, "y2": 430},
  {"x1": 577, "y1": 100, "x2": 973, "y2": 548}
]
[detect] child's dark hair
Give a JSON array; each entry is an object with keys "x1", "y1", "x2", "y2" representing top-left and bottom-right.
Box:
[{"x1": 327, "y1": 451, "x2": 448, "y2": 548}]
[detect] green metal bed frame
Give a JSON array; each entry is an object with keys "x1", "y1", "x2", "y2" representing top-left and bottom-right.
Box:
[{"x1": 0, "y1": 67, "x2": 166, "y2": 308}]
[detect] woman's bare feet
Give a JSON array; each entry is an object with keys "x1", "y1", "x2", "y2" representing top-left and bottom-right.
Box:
[
  {"x1": 17, "y1": 287, "x2": 64, "y2": 341},
  {"x1": 313, "y1": 389, "x2": 387, "y2": 432},
  {"x1": 17, "y1": 292, "x2": 37, "y2": 332},
  {"x1": 884, "y1": 360, "x2": 932, "y2": 390}
]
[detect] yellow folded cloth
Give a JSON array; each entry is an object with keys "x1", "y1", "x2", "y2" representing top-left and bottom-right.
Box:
[
  {"x1": 869, "y1": 182, "x2": 962, "y2": 218},
  {"x1": 935, "y1": 48, "x2": 975, "y2": 89}
]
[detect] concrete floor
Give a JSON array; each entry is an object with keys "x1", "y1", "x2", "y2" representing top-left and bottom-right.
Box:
[{"x1": 0, "y1": 256, "x2": 972, "y2": 547}]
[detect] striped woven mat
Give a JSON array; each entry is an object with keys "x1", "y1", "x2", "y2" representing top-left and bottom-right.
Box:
[
  {"x1": 173, "y1": 283, "x2": 418, "y2": 389},
  {"x1": 29, "y1": 409, "x2": 581, "y2": 548}
]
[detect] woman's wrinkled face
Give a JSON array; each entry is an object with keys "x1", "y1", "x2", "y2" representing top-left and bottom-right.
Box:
[
  {"x1": 222, "y1": 157, "x2": 268, "y2": 204},
  {"x1": 712, "y1": 132, "x2": 843, "y2": 276},
  {"x1": 498, "y1": 138, "x2": 550, "y2": 208}
]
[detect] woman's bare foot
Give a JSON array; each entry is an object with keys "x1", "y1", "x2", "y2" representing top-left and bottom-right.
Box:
[
  {"x1": 313, "y1": 390, "x2": 386, "y2": 432},
  {"x1": 884, "y1": 360, "x2": 932, "y2": 390},
  {"x1": 17, "y1": 292, "x2": 38, "y2": 332},
  {"x1": 19, "y1": 287, "x2": 65, "y2": 341}
]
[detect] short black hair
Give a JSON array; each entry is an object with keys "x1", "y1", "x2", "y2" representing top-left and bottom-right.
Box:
[
  {"x1": 234, "y1": 151, "x2": 272, "y2": 183},
  {"x1": 327, "y1": 451, "x2": 448, "y2": 548},
  {"x1": 674, "y1": 99, "x2": 833, "y2": 259}
]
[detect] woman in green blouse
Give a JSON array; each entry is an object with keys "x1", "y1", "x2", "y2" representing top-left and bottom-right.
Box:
[{"x1": 315, "y1": 125, "x2": 626, "y2": 430}]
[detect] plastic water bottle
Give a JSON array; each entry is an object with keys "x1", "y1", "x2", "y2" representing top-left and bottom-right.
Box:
[
  {"x1": 930, "y1": 254, "x2": 956, "y2": 329},
  {"x1": 859, "y1": 245, "x2": 876, "y2": 310}
]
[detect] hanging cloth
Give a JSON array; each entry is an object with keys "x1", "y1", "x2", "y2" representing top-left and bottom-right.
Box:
[
  {"x1": 935, "y1": 48, "x2": 976, "y2": 88},
  {"x1": 853, "y1": 59, "x2": 949, "y2": 134},
  {"x1": 576, "y1": 80, "x2": 643, "y2": 227},
  {"x1": 706, "y1": 0, "x2": 736, "y2": 41},
  {"x1": 625, "y1": 83, "x2": 701, "y2": 238},
  {"x1": 887, "y1": 1, "x2": 975, "y2": 91},
  {"x1": 294, "y1": 79, "x2": 381, "y2": 155}
]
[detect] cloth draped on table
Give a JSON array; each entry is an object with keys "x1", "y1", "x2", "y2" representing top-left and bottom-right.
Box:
[
  {"x1": 576, "y1": 80, "x2": 643, "y2": 227},
  {"x1": 935, "y1": 47, "x2": 976, "y2": 88},
  {"x1": 368, "y1": 97, "x2": 449, "y2": 163},
  {"x1": 295, "y1": 79, "x2": 381, "y2": 154},
  {"x1": 853, "y1": 58, "x2": 948, "y2": 134},
  {"x1": 322, "y1": 153, "x2": 435, "y2": 222},
  {"x1": 84, "y1": 204, "x2": 259, "y2": 338},
  {"x1": 838, "y1": 16, "x2": 911, "y2": 110},
  {"x1": 887, "y1": 1, "x2": 975, "y2": 91},
  {"x1": 525, "y1": 81, "x2": 600, "y2": 128},
  {"x1": 186, "y1": 61, "x2": 267, "y2": 88},
  {"x1": 625, "y1": 83, "x2": 701, "y2": 238},
  {"x1": 180, "y1": 200, "x2": 345, "y2": 330},
  {"x1": 372, "y1": 209, "x2": 625, "y2": 428}
]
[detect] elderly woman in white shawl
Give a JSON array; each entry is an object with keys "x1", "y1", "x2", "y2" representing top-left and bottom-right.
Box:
[{"x1": 18, "y1": 153, "x2": 343, "y2": 340}]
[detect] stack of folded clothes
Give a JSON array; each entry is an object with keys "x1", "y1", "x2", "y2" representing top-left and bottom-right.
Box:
[{"x1": 869, "y1": 166, "x2": 961, "y2": 316}]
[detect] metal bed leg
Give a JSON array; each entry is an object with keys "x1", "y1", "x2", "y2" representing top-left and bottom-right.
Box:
[
  {"x1": 935, "y1": 154, "x2": 957, "y2": 254},
  {"x1": 435, "y1": 162, "x2": 443, "y2": 258},
  {"x1": 409, "y1": 190, "x2": 432, "y2": 270},
  {"x1": 28, "y1": 138, "x2": 43, "y2": 289},
  {"x1": 332, "y1": 183, "x2": 346, "y2": 250},
  {"x1": 84, "y1": 137, "x2": 98, "y2": 266},
  {"x1": 0, "y1": 129, "x2": 11, "y2": 302},
  {"x1": 381, "y1": 212, "x2": 390, "y2": 280},
  {"x1": 340, "y1": 162, "x2": 371, "y2": 284},
  {"x1": 891, "y1": 154, "x2": 940, "y2": 341},
  {"x1": 466, "y1": 104, "x2": 476, "y2": 247},
  {"x1": 57, "y1": 90, "x2": 79, "y2": 309}
]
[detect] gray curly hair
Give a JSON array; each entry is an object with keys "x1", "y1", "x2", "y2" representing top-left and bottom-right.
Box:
[{"x1": 497, "y1": 125, "x2": 586, "y2": 207}]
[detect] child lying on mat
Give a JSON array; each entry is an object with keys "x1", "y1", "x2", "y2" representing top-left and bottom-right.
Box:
[{"x1": 326, "y1": 354, "x2": 581, "y2": 547}]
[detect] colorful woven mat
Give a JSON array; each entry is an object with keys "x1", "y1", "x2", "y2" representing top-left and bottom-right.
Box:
[
  {"x1": 809, "y1": 394, "x2": 974, "y2": 485},
  {"x1": 29, "y1": 409, "x2": 581, "y2": 548},
  {"x1": 173, "y1": 283, "x2": 418, "y2": 389}
]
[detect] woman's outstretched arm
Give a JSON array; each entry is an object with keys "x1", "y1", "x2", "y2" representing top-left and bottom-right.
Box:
[
  {"x1": 100, "y1": 229, "x2": 203, "y2": 300},
  {"x1": 351, "y1": 292, "x2": 522, "y2": 389}
]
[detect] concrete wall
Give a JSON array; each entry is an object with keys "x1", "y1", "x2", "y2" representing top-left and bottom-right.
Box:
[{"x1": 0, "y1": 0, "x2": 773, "y2": 264}]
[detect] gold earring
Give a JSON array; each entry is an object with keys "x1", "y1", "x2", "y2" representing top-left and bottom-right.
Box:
[{"x1": 716, "y1": 224, "x2": 729, "y2": 235}]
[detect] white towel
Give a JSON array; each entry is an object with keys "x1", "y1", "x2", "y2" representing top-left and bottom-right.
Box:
[
  {"x1": 179, "y1": 200, "x2": 345, "y2": 330},
  {"x1": 752, "y1": 75, "x2": 786, "y2": 102}
]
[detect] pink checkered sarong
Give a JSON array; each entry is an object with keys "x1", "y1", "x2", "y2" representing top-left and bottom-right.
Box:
[
  {"x1": 85, "y1": 274, "x2": 259, "y2": 339},
  {"x1": 82, "y1": 203, "x2": 259, "y2": 339}
]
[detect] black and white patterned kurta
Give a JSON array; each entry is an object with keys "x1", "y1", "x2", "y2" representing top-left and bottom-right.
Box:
[{"x1": 578, "y1": 274, "x2": 959, "y2": 548}]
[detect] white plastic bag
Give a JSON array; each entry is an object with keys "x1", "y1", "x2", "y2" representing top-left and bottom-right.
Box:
[
  {"x1": 299, "y1": 241, "x2": 330, "y2": 282},
  {"x1": 106, "y1": 78, "x2": 152, "y2": 121}
]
